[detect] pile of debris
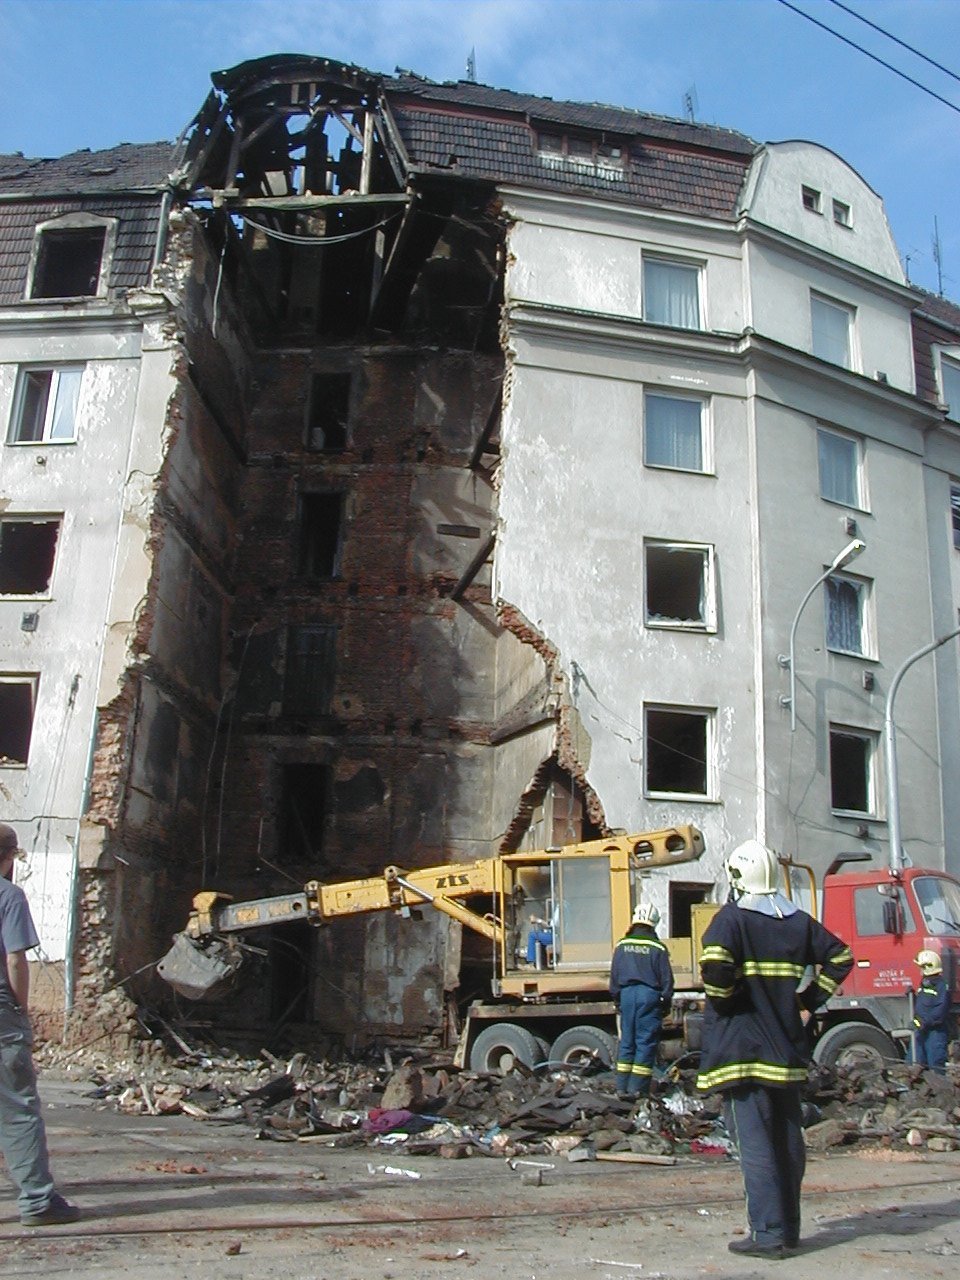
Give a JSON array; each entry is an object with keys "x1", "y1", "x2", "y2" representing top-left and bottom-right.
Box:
[{"x1": 40, "y1": 1035, "x2": 960, "y2": 1162}]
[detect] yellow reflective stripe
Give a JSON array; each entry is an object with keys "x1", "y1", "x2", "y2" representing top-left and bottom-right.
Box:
[
  {"x1": 630, "y1": 1064, "x2": 653, "y2": 1077},
  {"x1": 616, "y1": 1061, "x2": 633, "y2": 1073},
  {"x1": 701, "y1": 945, "x2": 735, "y2": 964},
  {"x1": 816, "y1": 972, "x2": 839, "y2": 994},
  {"x1": 703, "y1": 982, "x2": 735, "y2": 998},
  {"x1": 696, "y1": 1061, "x2": 808, "y2": 1090},
  {"x1": 830, "y1": 946, "x2": 853, "y2": 966},
  {"x1": 741, "y1": 961, "x2": 806, "y2": 979}
]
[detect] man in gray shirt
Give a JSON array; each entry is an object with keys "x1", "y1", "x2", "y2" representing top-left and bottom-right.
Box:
[{"x1": 0, "y1": 823, "x2": 79, "y2": 1225}]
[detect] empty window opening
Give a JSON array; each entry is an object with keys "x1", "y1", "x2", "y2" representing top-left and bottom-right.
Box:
[
  {"x1": 0, "y1": 518, "x2": 60, "y2": 595},
  {"x1": 31, "y1": 227, "x2": 106, "y2": 299},
  {"x1": 307, "y1": 373, "x2": 351, "y2": 451},
  {"x1": 817, "y1": 426, "x2": 862, "y2": 508},
  {"x1": 645, "y1": 542, "x2": 714, "y2": 629},
  {"x1": 832, "y1": 198, "x2": 852, "y2": 227},
  {"x1": 811, "y1": 293, "x2": 854, "y2": 369},
  {"x1": 645, "y1": 707, "x2": 711, "y2": 798},
  {"x1": 0, "y1": 678, "x2": 37, "y2": 765},
  {"x1": 941, "y1": 356, "x2": 960, "y2": 422},
  {"x1": 830, "y1": 727, "x2": 875, "y2": 813},
  {"x1": 802, "y1": 185, "x2": 822, "y2": 213},
  {"x1": 825, "y1": 574, "x2": 866, "y2": 656},
  {"x1": 644, "y1": 392, "x2": 705, "y2": 471},
  {"x1": 9, "y1": 366, "x2": 83, "y2": 444},
  {"x1": 643, "y1": 258, "x2": 701, "y2": 329},
  {"x1": 279, "y1": 763, "x2": 330, "y2": 863},
  {"x1": 297, "y1": 493, "x2": 343, "y2": 578},
  {"x1": 669, "y1": 883, "x2": 709, "y2": 937},
  {"x1": 284, "y1": 624, "x2": 337, "y2": 716},
  {"x1": 535, "y1": 130, "x2": 626, "y2": 174},
  {"x1": 951, "y1": 483, "x2": 960, "y2": 549}
]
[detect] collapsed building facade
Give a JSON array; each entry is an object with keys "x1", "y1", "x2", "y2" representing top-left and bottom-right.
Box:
[{"x1": 2, "y1": 55, "x2": 960, "y2": 1046}]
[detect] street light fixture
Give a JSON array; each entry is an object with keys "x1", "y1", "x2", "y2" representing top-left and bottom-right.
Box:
[{"x1": 778, "y1": 539, "x2": 867, "y2": 731}]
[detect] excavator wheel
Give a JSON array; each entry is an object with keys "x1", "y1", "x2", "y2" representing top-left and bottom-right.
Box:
[
  {"x1": 812, "y1": 1022, "x2": 900, "y2": 1072},
  {"x1": 549, "y1": 1025, "x2": 617, "y2": 1069},
  {"x1": 469, "y1": 1023, "x2": 546, "y2": 1074}
]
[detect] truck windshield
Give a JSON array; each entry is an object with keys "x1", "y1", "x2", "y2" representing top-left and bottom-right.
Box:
[{"x1": 912, "y1": 876, "x2": 960, "y2": 935}]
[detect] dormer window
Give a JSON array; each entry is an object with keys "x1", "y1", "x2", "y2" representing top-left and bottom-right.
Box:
[
  {"x1": 535, "y1": 130, "x2": 626, "y2": 178},
  {"x1": 833, "y1": 199, "x2": 852, "y2": 228},
  {"x1": 802, "y1": 185, "x2": 822, "y2": 214},
  {"x1": 26, "y1": 214, "x2": 116, "y2": 300}
]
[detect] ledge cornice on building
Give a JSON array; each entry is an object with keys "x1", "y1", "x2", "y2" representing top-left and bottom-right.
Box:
[
  {"x1": 0, "y1": 301, "x2": 146, "y2": 336},
  {"x1": 739, "y1": 216, "x2": 922, "y2": 307},
  {"x1": 498, "y1": 183, "x2": 739, "y2": 239}
]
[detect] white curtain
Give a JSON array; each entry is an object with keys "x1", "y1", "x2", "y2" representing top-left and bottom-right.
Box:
[
  {"x1": 645, "y1": 394, "x2": 702, "y2": 470},
  {"x1": 812, "y1": 296, "x2": 851, "y2": 367},
  {"x1": 817, "y1": 429, "x2": 858, "y2": 506},
  {"x1": 644, "y1": 260, "x2": 700, "y2": 329},
  {"x1": 826, "y1": 576, "x2": 862, "y2": 653}
]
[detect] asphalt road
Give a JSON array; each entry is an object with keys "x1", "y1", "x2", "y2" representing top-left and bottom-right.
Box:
[{"x1": 3, "y1": 1080, "x2": 959, "y2": 1279}]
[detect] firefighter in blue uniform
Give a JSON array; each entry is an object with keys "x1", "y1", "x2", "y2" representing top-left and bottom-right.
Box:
[
  {"x1": 913, "y1": 949, "x2": 950, "y2": 1074},
  {"x1": 610, "y1": 902, "x2": 673, "y2": 1099},
  {"x1": 697, "y1": 840, "x2": 853, "y2": 1260}
]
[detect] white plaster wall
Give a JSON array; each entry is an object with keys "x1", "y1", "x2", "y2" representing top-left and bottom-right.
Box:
[
  {"x1": 0, "y1": 313, "x2": 174, "y2": 959},
  {"x1": 744, "y1": 142, "x2": 905, "y2": 283}
]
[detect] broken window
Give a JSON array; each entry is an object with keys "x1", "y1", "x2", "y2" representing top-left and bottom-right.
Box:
[
  {"x1": 951, "y1": 483, "x2": 960, "y2": 550},
  {"x1": 643, "y1": 258, "x2": 701, "y2": 329},
  {"x1": 830, "y1": 726, "x2": 876, "y2": 814},
  {"x1": 31, "y1": 227, "x2": 106, "y2": 299},
  {"x1": 0, "y1": 518, "x2": 61, "y2": 595},
  {"x1": 535, "y1": 131, "x2": 626, "y2": 174},
  {"x1": 817, "y1": 425, "x2": 863, "y2": 508},
  {"x1": 9, "y1": 366, "x2": 83, "y2": 443},
  {"x1": 645, "y1": 706, "x2": 712, "y2": 798},
  {"x1": 284, "y1": 624, "x2": 337, "y2": 716},
  {"x1": 306, "y1": 373, "x2": 351, "y2": 451},
  {"x1": 279, "y1": 763, "x2": 330, "y2": 863},
  {"x1": 296, "y1": 493, "x2": 343, "y2": 578},
  {"x1": 825, "y1": 573, "x2": 868, "y2": 656},
  {"x1": 644, "y1": 392, "x2": 706, "y2": 471},
  {"x1": 669, "y1": 883, "x2": 709, "y2": 936},
  {"x1": 0, "y1": 677, "x2": 37, "y2": 765},
  {"x1": 645, "y1": 541, "x2": 715, "y2": 630}
]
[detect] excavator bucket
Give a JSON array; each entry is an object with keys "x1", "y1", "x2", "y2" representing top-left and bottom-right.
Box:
[{"x1": 156, "y1": 932, "x2": 245, "y2": 1001}]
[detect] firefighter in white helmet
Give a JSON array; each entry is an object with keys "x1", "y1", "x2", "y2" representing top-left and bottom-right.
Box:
[
  {"x1": 912, "y1": 949, "x2": 950, "y2": 1074},
  {"x1": 697, "y1": 839, "x2": 853, "y2": 1259},
  {"x1": 609, "y1": 901, "x2": 673, "y2": 1101}
]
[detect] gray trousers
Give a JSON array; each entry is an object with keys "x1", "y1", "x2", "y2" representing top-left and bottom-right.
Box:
[
  {"x1": 0, "y1": 1004, "x2": 55, "y2": 1215},
  {"x1": 723, "y1": 1083, "x2": 804, "y2": 1247}
]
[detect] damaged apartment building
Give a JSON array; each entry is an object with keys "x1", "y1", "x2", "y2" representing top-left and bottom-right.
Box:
[{"x1": 2, "y1": 54, "x2": 960, "y2": 1047}]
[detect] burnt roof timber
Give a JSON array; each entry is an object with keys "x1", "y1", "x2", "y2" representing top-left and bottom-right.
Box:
[{"x1": 226, "y1": 192, "x2": 409, "y2": 210}]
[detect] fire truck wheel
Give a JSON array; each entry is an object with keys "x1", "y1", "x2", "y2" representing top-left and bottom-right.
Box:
[
  {"x1": 549, "y1": 1025, "x2": 617, "y2": 1068},
  {"x1": 469, "y1": 1023, "x2": 546, "y2": 1074},
  {"x1": 813, "y1": 1022, "x2": 899, "y2": 1072}
]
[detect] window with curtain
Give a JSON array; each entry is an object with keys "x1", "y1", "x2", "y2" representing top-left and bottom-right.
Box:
[
  {"x1": 826, "y1": 574, "x2": 866, "y2": 655},
  {"x1": 644, "y1": 393, "x2": 705, "y2": 471},
  {"x1": 643, "y1": 258, "x2": 700, "y2": 329},
  {"x1": 817, "y1": 426, "x2": 861, "y2": 507},
  {"x1": 941, "y1": 356, "x2": 960, "y2": 422},
  {"x1": 811, "y1": 294, "x2": 854, "y2": 368}
]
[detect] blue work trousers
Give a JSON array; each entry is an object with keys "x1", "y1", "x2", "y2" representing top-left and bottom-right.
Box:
[
  {"x1": 914, "y1": 1026, "x2": 948, "y2": 1074},
  {"x1": 0, "y1": 1005, "x2": 55, "y2": 1216},
  {"x1": 615, "y1": 984, "x2": 662, "y2": 1096},
  {"x1": 723, "y1": 1084, "x2": 804, "y2": 1248}
]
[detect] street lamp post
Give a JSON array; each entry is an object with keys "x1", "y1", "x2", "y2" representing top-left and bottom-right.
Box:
[
  {"x1": 778, "y1": 539, "x2": 867, "y2": 731},
  {"x1": 884, "y1": 624, "x2": 960, "y2": 875}
]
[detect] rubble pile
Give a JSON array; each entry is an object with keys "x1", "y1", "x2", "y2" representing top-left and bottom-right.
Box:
[{"x1": 38, "y1": 1033, "x2": 960, "y2": 1162}]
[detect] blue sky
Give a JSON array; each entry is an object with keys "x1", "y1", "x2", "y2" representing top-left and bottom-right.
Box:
[{"x1": 1, "y1": 0, "x2": 957, "y2": 297}]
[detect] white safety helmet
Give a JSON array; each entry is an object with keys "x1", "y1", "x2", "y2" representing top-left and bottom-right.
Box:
[
  {"x1": 726, "y1": 840, "x2": 779, "y2": 897},
  {"x1": 632, "y1": 902, "x2": 661, "y2": 928},
  {"x1": 915, "y1": 948, "x2": 943, "y2": 976}
]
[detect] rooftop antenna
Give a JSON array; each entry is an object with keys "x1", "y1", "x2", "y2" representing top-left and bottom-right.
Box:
[
  {"x1": 932, "y1": 216, "x2": 944, "y2": 296},
  {"x1": 466, "y1": 47, "x2": 477, "y2": 83},
  {"x1": 682, "y1": 86, "x2": 698, "y2": 123}
]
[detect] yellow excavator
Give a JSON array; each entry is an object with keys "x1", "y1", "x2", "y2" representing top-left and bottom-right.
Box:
[{"x1": 157, "y1": 823, "x2": 711, "y2": 1071}]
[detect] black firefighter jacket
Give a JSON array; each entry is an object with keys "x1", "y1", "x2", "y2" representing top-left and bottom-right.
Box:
[{"x1": 696, "y1": 900, "x2": 854, "y2": 1092}]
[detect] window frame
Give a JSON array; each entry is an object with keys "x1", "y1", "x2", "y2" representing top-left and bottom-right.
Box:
[
  {"x1": 832, "y1": 198, "x2": 852, "y2": 228},
  {"x1": 0, "y1": 674, "x2": 39, "y2": 767},
  {"x1": 801, "y1": 185, "x2": 822, "y2": 214},
  {"x1": 936, "y1": 349, "x2": 960, "y2": 423},
  {"x1": 643, "y1": 389, "x2": 710, "y2": 474},
  {"x1": 828, "y1": 724, "x2": 879, "y2": 817},
  {"x1": 824, "y1": 570, "x2": 873, "y2": 659},
  {"x1": 643, "y1": 703, "x2": 715, "y2": 802},
  {"x1": 950, "y1": 482, "x2": 960, "y2": 551},
  {"x1": 283, "y1": 623, "x2": 337, "y2": 716},
  {"x1": 0, "y1": 514, "x2": 62, "y2": 598},
  {"x1": 8, "y1": 364, "x2": 84, "y2": 445},
  {"x1": 811, "y1": 291, "x2": 857, "y2": 370},
  {"x1": 644, "y1": 539, "x2": 717, "y2": 633},
  {"x1": 642, "y1": 254, "x2": 703, "y2": 330},
  {"x1": 25, "y1": 212, "x2": 117, "y2": 302},
  {"x1": 817, "y1": 424, "x2": 865, "y2": 510}
]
